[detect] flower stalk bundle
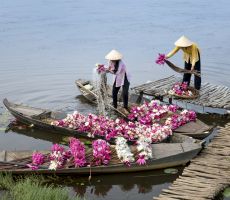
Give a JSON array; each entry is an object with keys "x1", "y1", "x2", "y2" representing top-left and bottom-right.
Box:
[
  {"x1": 27, "y1": 152, "x2": 45, "y2": 170},
  {"x1": 92, "y1": 139, "x2": 111, "y2": 165},
  {"x1": 69, "y1": 137, "x2": 86, "y2": 167}
]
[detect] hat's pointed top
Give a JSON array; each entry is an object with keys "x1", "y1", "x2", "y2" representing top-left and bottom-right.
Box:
[
  {"x1": 105, "y1": 49, "x2": 123, "y2": 60},
  {"x1": 175, "y1": 36, "x2": 193, "y2": 47}
]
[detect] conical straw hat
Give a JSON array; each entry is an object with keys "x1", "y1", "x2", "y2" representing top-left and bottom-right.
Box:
[
  {"x1": 105, "y1": 49, "x2": 123, "y2": 60},
  {"x1": 174, "y1": 36, "x2": 193, "y2": 47}
]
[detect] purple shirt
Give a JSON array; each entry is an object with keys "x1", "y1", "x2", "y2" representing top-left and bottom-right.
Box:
[{"x1": 108, "y1": 60, "x2": 130, "y2": 87}]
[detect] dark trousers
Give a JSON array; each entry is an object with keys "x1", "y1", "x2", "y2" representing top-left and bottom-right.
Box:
[
  {"x1": 183, "y1": 53, "x2": 201, "y2": 90},
  {"x1": 112, "y1": 74, "x2": 130, "y2": 109}
]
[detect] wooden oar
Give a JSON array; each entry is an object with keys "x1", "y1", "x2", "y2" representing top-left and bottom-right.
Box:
[{"x1": 165, "y1": 60, "x2": 201, "y2": 77}]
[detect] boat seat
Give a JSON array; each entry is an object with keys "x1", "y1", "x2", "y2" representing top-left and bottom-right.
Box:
[
  {"x1": 84, "y1": 84, "x2": 93, "y2": 90},
  {"x1": 31, "y1": 111, "x2": 52, "y2": 120},
  {"x1": 51, "y1": 112, "x2": 67, "y2": 120},
  {"x1": 14, "y1": 106, "x2": 45, "y2": 117}
]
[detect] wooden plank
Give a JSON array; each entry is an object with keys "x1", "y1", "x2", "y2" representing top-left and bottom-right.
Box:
[{"x1": 154, "y1": 122, "x2": 230, "y2": 200}]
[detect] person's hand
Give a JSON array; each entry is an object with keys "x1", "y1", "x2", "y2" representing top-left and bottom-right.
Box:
[{"x1": 105, "y1": 68, "x2": 113, "y2": 73}]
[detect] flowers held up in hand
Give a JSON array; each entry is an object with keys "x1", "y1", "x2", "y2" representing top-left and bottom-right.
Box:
[
  {"x1": 156, "y1": 53, "x2": 166, "y2": 65},
  {"x1": 168, "y1": 82, "x2": 193, "y2": 97},
  {"x1": 95, "y1": 63, "x2": 106, "y2": 74}
]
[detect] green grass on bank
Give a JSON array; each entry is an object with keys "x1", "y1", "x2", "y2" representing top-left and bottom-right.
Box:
[{"x1": 0, "y1": 173, "x2": 83, "y2": 200}]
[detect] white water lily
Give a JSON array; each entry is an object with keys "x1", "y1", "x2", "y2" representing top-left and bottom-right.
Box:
[
  {"x1": 115, "y1": 137, "x2": 134, "y2": 164},
  {"x1": 136, "y1": 136, "x2": 153, "y2": 160}
]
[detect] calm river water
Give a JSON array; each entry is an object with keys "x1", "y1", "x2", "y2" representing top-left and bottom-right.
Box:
[{"x1": 0, "y1": 0, "x2": 230, "y2": 199}]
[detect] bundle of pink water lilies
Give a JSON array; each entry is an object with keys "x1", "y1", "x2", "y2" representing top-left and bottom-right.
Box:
[{"x1": 168, "y1": 82, "x2": 193, "y2": 97}]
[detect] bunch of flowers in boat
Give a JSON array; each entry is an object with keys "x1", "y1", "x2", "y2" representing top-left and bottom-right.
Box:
[
  {"x1": 128, "y1": 100, "x2": 178, "y2": 125},
  {"x1": 28, "y1": 137, "x2": 153, "y2": 170},
  {"x1": 168, "y1": 82, "x2": 194, "y2": 98},
  {"x1": 165, "y1": 110, "x2": 196, "y2": 130},
  {"x1": 128, "y1": 100, "x2": 196, "y2": 130},
  {"x1": 51, "y1": 100, "x2": 196, "y2": 143},
  {"x1": 51, "y1": 111, "x2": 173, "y2": 143}
]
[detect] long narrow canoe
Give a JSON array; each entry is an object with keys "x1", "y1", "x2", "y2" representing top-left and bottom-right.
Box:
[
  {"x1": 3, "y1": 98, "x2": 110, "y2": 142},
  {"x1": 0, "y1": 133, "x2": 202, "y2": 175}
]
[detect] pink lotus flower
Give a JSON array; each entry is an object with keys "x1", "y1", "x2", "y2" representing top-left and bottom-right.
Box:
[{"x1": 136, "y1": 155, "x2": 146, "y2": 165}]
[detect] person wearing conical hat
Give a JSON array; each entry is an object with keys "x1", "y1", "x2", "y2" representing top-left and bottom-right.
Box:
[
  {"x1": 166, "y1": 36, "x2": 201, "y2": 90},
  {"x1": 105, "y1": 49, "x2": 130, "y2": 110}
]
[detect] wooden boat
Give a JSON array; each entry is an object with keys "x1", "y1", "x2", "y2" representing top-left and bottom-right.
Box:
[
  {"x1": 0, "y1": 133, "x2": 202, "y2": 175},
  {"x1": 75, "y1": 80, "x2": 213, "y2": 139},
  {"x1": 3, "y1": 98, "x2": 112, "y2": 142}
]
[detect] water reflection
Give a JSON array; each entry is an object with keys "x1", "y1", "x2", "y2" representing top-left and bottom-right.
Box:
[{"x1": 52, "y1": 169, "x2": 181, "y2": 200}]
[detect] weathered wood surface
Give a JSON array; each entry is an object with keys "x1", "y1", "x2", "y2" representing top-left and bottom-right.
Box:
[
  {"x1": 153, "y1": 123, "x2": 230, "y2": 200},
  {"x1": 132, "y1": 75, "x2": 230, "y2": 110}
]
